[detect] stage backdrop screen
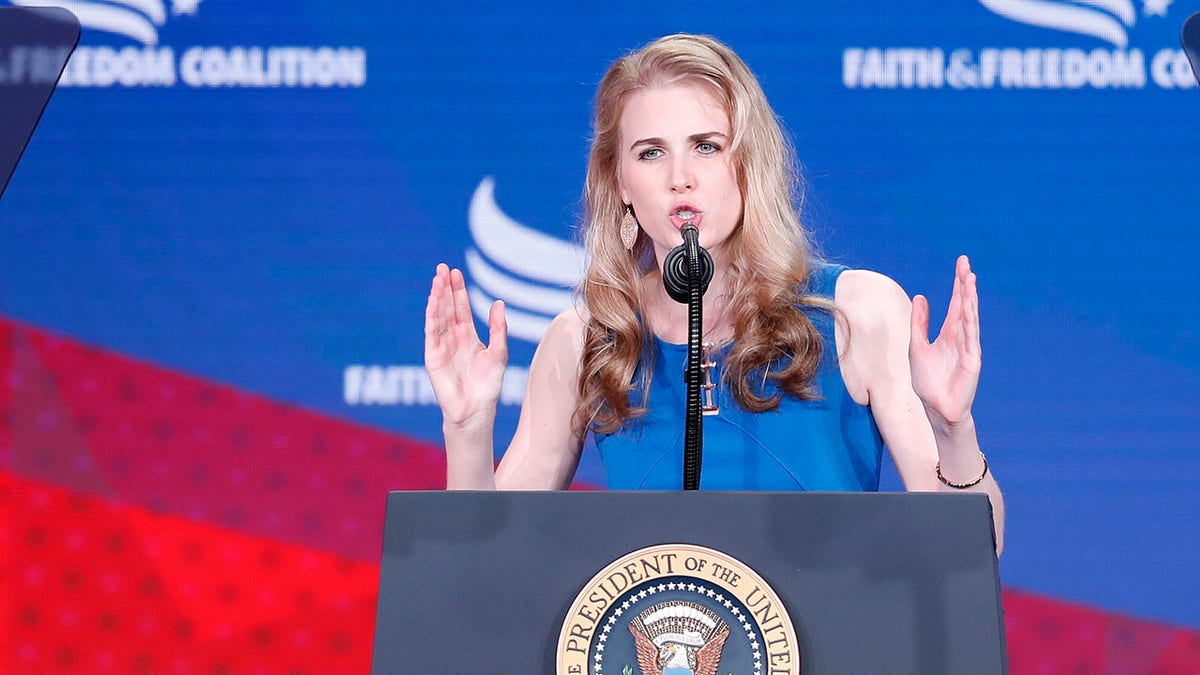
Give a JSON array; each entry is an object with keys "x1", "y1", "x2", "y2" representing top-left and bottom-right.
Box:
[{"x1": 1, "y1": 1, "x2": 1198, "y2": 672}]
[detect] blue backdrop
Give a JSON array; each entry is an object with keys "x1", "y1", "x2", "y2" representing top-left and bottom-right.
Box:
[{"x1": 2, "y1": 0, "x2": 1198, "y2": 628}]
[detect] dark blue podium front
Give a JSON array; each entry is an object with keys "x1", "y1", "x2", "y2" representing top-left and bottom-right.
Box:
[{"x1": 372, "y1": 491, "x2": 1005, "y2": 674}]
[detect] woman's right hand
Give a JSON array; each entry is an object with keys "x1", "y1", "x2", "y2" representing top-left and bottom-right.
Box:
[{"x1": 424, "y1": 263, "x2": 508, "y2": 429}]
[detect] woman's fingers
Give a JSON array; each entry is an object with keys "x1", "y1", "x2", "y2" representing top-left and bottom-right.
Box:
[
  {"x1": 910, "y1": 293, "x2": 930, "y2": 355},
  {"x1": 427, "y1": 263, "x2": 504, "y2": 361},
  {"x1": 940, "y1": 257, "x2": 968, "y2": 337},
  {"x1": 487, "y1": 299, "x2": 508, "y2": 364},
  {"x1": 447, "y1": 267, "x2": 479, "y2": 341},
  {"x1": 425, "y1": 279, "x2": 441, "y2": 353},
  {"x1": 957, "y1": 254, "x2": 971, "y2": 279},
  {"x1": 444, "y1": 267, "x2": 463, "y2": 344},
  {"x1": 962, "y1": 271, "x2": 981, "y2": 365},
  {"x1": 907, "y1": 256, "x2": 983, "y2": 425},
  {"x1": 946, "y1": 257, "x2": 980, "y2": 364},
  {"x1": 426, "y1": 267, "x2": 458, "y2": 368},
  {"x1": 422, "y1": 264, "x2": 510, "y2": 426}
]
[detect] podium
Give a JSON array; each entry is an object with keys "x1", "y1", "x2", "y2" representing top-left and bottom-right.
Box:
[{"x1": 372, "y1": 491, "x2": 1006, "y2": 673}]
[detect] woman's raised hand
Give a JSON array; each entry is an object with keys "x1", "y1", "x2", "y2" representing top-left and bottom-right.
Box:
[
  {"x1": 424, "y1": 263, "x2": 508, "y2": 429},
  {"x1": 908, "y1": 255, "x2": 982, "y2": 432}
]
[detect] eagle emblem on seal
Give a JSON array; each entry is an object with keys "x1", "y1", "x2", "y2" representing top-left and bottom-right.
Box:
[{"x1": 628, "y1": 601, "x2": 730, "y2": 675}]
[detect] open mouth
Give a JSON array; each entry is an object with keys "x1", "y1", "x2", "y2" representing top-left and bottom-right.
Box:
[{"x1": 670, "y1": 206, "x2": 702, "y2": 228}]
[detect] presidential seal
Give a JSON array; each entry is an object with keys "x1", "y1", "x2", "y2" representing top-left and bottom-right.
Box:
[{"x1": 557, "y1": 544, "x2": 800, "y2": 675}]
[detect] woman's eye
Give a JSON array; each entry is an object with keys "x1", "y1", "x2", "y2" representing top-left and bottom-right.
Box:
[
  {"x1": 697, "y1": 142, "x2": 720, "y2": 154},
  {"x1": 638, "y1": 148, "x2": 663, "y2": 160}
]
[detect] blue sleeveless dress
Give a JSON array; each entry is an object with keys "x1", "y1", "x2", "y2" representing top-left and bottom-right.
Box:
[{"x1": 593, "y1": 263, "x2": 884, "y2": 491}]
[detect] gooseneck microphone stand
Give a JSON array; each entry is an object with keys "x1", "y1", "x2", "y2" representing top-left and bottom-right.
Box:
[{"x1": 662, "y1": 223, "x2": 713, "y2": 490}]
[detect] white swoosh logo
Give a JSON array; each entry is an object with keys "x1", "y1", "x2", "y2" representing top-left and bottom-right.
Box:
[
  {"x1": 11, "y1": 0, "x2": 167, "y2": 45},
  {"x1": 978, "y1": 0, "x2": 1136, "y2": 48},
  {"x1": 466, "y1": 176, "x2": 586, "y2": 343}
]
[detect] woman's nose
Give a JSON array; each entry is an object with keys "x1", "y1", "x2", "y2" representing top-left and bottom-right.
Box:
[{"x1": 670, "y1": 157, "x2": 694, "y2": 193}]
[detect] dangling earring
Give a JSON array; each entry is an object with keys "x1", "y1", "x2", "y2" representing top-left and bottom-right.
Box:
[{"x1": 620, "y1": 205, "x2": 638, "y2": 251}]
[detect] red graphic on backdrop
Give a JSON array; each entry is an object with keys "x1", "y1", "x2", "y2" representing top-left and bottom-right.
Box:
[
  {"x1": 1, "y1": 314, "x2": 1198, "y2": 673},
  {"x1": 1, "y1": 315, "x2": 446, "y2": 560}
]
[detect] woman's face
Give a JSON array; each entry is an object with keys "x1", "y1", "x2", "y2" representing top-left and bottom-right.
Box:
[{"x1": 617, "y1": 82, "x2": 743, "y2": 267}]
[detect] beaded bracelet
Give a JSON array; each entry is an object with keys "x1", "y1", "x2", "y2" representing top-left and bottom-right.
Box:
[{"x1": 935, "y1": 451, "x2": 988, "y2": 489}]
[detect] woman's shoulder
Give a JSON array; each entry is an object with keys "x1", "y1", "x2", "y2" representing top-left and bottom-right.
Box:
[
  {"x1": 832, "y1": 268, "x2": 911, "y2": 345},
  {"x1": 803, "y1": 261, "x2": 903, "y2": 304},
  {"x1": 833, "y1": 268, "x2": 907, "y2": 305},
  {"x1": 551, "y1": 303, "x2": 590, "y2": 331},
  {"x1": 821, "y1": 267, "x2": 911, "y2": 403},
  {"x1": 804, "y1": 260, "x2": 905, "y2": 299},
  {"x1": 539, "y1": 304, "x2": 590, "y2": 356}
]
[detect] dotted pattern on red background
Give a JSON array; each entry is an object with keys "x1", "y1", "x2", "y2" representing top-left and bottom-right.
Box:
[
  {"x1": 1, "y1": 314, "x2": 1198, "y2": 673},
  {"x1": 1004, "y1": 589, "x2": 1200, "y2": 674},
  {"x1": 2, "y1": 472, "x2": 376, "y2": 674},
  {"x1": 0, "y1": 319, "x2": 16, "y2": 479},
  {"x1": 2, "y1": 315, "x2": 447, "y2": 561}
]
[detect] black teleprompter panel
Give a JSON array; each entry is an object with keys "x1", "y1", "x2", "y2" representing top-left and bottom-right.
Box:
[{"x1": 0, "y1": 7, "x2": 79, "y2": 198}]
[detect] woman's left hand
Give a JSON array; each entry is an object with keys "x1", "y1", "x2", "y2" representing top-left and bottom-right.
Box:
[{"x1": 909, "y1": 255, "x2": 981, "y2": 432}]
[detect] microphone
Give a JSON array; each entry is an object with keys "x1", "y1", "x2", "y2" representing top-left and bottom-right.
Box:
[
  {"x1": 1184, "y1": 12, "x2": 1200, "y2": 87},
  {"x1": 662, "y1": 223, "x2": 713, "y2": 304},
  {"x1": 661, "y1": 222, "x2": 713, "y2": 491}
]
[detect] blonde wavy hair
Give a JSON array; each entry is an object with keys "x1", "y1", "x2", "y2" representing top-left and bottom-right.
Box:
[{"x1": 577, "y1": 34, "x2": 828, "y2": 434}]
